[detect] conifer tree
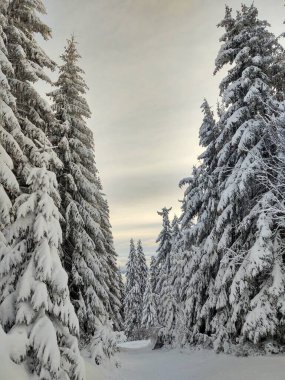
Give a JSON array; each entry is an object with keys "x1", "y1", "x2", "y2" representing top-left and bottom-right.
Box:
[
  {"x1": 124, "y1": 239, "x2": 142, "y2": 340},
  {"x1": 125, "y1": 239, "x2": 137, "y2": 296},
  {"x1": 0, "y1": 3, "x2": 28, "y2": 331},
  {"x1": 117, "y1": 268, "x2": 125, "y2": 325},
  {"x1": 96, "y1": 197, "x2": 123, "y2": 331},
  {"x1": 4, "y1": 0, "x2": 60, "y2": 172},
  {"x1": 149, "y1": 256, "x2": 158, "y2": 294},
  {"x1": 124, "y1": 280, "x2": 141, "y2": 340},
  {"x1": 207, "y1": 4, "x2": 284, "y2": 352},
  {"x1": 154, "y1": 207, "x2": 175, "y2": 344},
  {"x1": 0, "y1": 156, "x2": 84, "y2": 379},
  {"x1": 158, "y1": 215, "x2": 184, "y2": 346},
  {"x1": 178, "y1": 166, "x2": 204, "y2": 344},
  {"x1": 155, "y1": 207, "x2": 172, "y2": 292},
  {"x1": 136, "y1": 239, "x2": 148, "y2": 301},
  {"x1": 179, "y1": 100, "x2": 220, "y2": 346},
  {"x1": 87, "y1": 317, "x2": 118, "y2": 365},
  {"x1": 170, "y1": 216, "x2": 183, "y2": 305},
  {"x1": 0, "y1": 2, "x2": 86, "y2": 376},
  {"x1": 141, "y1": 274, "x2": 158, "y2": 331},
  {"x1": 169, "y1": 216, "x2": 185, "y2": 345},
  {"x1": 158, "y1": 274, "x2": 177, "y2": 346},
  {"x1": 0, "y1": 3, "x2": 24, "y2": 234},
  {"x1": 0, "y1": 0, "x2": 60, "y2": 260},
  {"x1": 48, "y1": 37, "x2": 121, "y2": 341}
]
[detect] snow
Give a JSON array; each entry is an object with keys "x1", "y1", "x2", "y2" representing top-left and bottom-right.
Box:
[
  {"x1": 85, "y1": 345, "x2": 285, "y2": 380},
  {"x1": 0, "y1": 327, "x2": 30, "y2": 380},
  {"x1": 3, "y1": 337, "x2": 285, "y2": 380},
  {"x1": 118, "y1": 339, "x2": 151, "y2": 350}
]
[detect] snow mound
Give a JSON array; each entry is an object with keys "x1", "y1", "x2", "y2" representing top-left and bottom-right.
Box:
[
  {"x1": 0, "y1": 327, "x2": 31, "y2": 380},
  {"x1": 118, "y1": 339, "x2": 151, "y2": 350}
]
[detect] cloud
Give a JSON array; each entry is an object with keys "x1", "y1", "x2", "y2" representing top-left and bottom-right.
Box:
[{"x1": 42, "y1": 0, "x2": 285, "y2": 260}]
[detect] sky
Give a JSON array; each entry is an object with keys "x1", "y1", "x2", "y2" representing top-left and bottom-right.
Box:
[{"x1": 41, "y1": 0, "x2": 285, "y2": 268}]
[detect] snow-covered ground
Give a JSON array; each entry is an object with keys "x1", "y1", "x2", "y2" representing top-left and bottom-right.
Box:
[
  {"x1": 0, "y1": 327, "x2": 31, "y2": 380},
  {"x1": 3, "y1": 337, "x2": 285, "y2": 380},
  {"x1": 86, "y1": 341, "x2": 285, "y2": 380}
]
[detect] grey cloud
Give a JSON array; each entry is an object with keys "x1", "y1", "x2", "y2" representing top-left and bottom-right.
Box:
[{"x1": 42, "y1": 0, "x2": 285, "y2": 258}]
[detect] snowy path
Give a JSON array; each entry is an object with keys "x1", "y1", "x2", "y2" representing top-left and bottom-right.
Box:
[{"x1": 86, "y1": 342, "x2": 285, "y2": 380}]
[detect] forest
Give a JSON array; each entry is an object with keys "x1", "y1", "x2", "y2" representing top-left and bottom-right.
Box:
[{"x1": 1, "y1": 1, "x2": 285, "y2": 380}]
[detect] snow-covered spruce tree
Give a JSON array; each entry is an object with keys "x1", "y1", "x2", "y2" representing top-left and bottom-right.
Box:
[
  {"x1": 148, "y1": 255, "x2": 159, "y2": 332},
  {"x1": 0, "y1": 0, "x2": 60, "y2": 240},
  {"x1": 229, "y1": 110, "x2": 285, "y2": 354},
  {"x1": 149, "y1": 255, "x2": 158, "y2": 294},
  {"x1": 154, "y1": 207, "x2": 176, "y2": 345},
  {"x1": 0, "y1": 153, "x2": 84, "y2": 379},
  {"x1": 124, "y1": 281, "x2": 141, "y2": 341},
  {"x1": 141, "y1": 274, "x2": 158, "y2": 331},
  {"x1": 87, "y1": 317, "x2": 118, "y2": 366},
  {"x1": 0, "y1": 0, "x2": 62, "y2": 336},
  {"x1": 125, "y1": 239, "x2": 137, "y2": 297},
  {"x1": 179, "y1": 100, "x2": 220, "y2": 347},
  {"x1": 170, "y1": 216, "x2": 183, "y2": 300},
  {"x1": 4, "y1": 0, "x2": 60, "y2": 173},
  {"x1": 136, "y1": 239, "x2": 148, "y2": 302},
  {"x1": 207, "y1": 5, "x2": 285, "y2": 353},
  {"x1": 48, "y1": 37, "x2": 121, "y2": 345},
  {"x1": 124, "y1": 239, "x2": 142, "y2": 340},
  {"x1": 95, "y1": 196, "x2": 123, "y2": 332},
  {"x1": 0, "y1": 2, "x2": 86, "y2": 375},
  {"x1": 169, "y1": 215, "x2": 186, "y2": 346},
  {"x1": 155, "y1": 207, "x2": 172, "y2": 296},
  {"x1": 252, "y1": 111, "x2": 285, "y2": 351},
  {"x1": 157, "y1": 271, "x2": 177, "y2": 346},
  {"x1": 117, "y1": 268, "x2": 125, "y2": 325},
  {"x1": 178, "y1": 165, "x2": 205, "y2": 345},
  {"x1": 0, "y1": 4, "x2": 27, "y2": 331},
  {"x1": 158, "y1": 215, "x2": 185, "y2": 346},
  {"x1": 0, "y1": 4, "x2": 24, "y2": 235}
]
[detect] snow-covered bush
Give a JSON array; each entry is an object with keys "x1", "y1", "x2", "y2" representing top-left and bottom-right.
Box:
[{"x1": 87, "y1": 319, "x2": 119, "y2": 366}]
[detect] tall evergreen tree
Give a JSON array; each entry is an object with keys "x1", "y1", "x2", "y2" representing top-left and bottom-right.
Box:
[
  {"x1": 136, "y1": 239, "x2": 148, "y2": 301},
  {"x1": 48, "y1": 37, "x2": 121, "y2": 341},
  {"x1": 96, "y1": 197, "x2": 123, "y2": 332},
  {"x1": 149, "y1": 255, "x2": 158, "y2": 294},
  {"x1": 124, "y1": 239, "x2": 142, "y2": 340},
  {"x1": 0, "y1": 0, "x2": 60, "y2": 266},
  {"x1": 207, "y1": 4, "x2": 284, "y2": 352},
  {"x1": 154, "y1": 207, "x2": 175, "y2": 344},
  {"x1": 117, "y1": 268, "x2": 125, "y2": 326},
  {"x1": 125, "y1": 239, "x2": 137, "y2": 295},
  {"x1": 169, "y1": 216, "x2": 185, "y2": 345},
  {"x1": 141, "y1": 274, "x2": 158, "y2": 331},
  {"x1": 0, "y1": 2, "x2": 86, "y2": 377},
  {"x1": 0, "y1": 155, "x2": 84, "y2": 379},
  {"x1": 0, "y1": 3, "x2": 28, "y2": 331},
  {"x1": 4, "y1": 0, "x2": 60, "y2": 172},
  {"x1": 170, "y1": 216, "x2": 183, "y2": 306},
  {"x1": 0, "y1": 3, "x2": 24, "y2": 236},
  {"x1": 178, "y1": 166, "x2": 204, "y2": 345},
  {"x1": 179, "y1": 100, "x2": 220, "y2": 346},
  {"x1": 155, "y1": 207, "x2": 172, "y2": 291}
]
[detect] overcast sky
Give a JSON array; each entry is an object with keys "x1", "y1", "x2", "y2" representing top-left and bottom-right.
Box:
[{"x1": 42, "y1": 0, "x2": 285, "y2": 268}]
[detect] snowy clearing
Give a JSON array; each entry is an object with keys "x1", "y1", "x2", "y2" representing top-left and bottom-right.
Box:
[
  {"x1": 86, "y1": 345, "x2": 285, "y2": 380},
  {"x1": 3, "y1": 337, "x2": 285, "y2": 380}
]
